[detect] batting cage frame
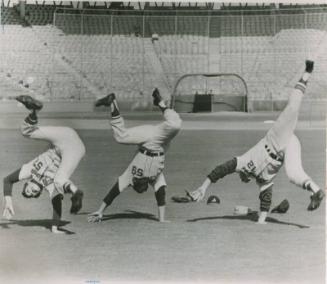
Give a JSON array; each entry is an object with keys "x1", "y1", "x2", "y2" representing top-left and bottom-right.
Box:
[{"x1": 171, "y1": 73, "x2": 248, "y2": 113}]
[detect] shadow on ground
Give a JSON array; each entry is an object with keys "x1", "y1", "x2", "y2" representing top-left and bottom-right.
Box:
[
  {"x1": 0, "y1": 219, "x2": 75, "y2": 234},
  {"x1": 101, "y1": 210, "x2": 158, "y2": 222},
  {"x1": 187, "y1": 212, "x2": 310, "y2": 229}
]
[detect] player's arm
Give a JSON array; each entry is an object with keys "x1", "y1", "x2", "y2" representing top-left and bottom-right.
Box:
[
  {"x1": 2, "y1": 169, "x2": 21, "y2": 220},
  {"x1": 51, "y1": 193, "x2": 64, "y2": 233},
  {"x1": 257, "y1": 184, "x2": 273, "y2": 225},
  {"x1": 155, "y1": 186, "x2": 169, "y2": 222},
  {"x1": 190, "y1": 158, "x2": 237, "y2": 202},
  {"x1": 88, "y1": 181, "x2": 121, "y2": 223},
  {"x1": 189, "y1": 178, "x2": 212, "y2": 202}
]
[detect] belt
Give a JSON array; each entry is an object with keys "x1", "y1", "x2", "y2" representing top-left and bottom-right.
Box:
[
  {"x1": 139, "y1": 148, "x2": 164, "y2": 157},
  {"x1": 265, "y1": 145, "x2": 283, "y2": 162}
]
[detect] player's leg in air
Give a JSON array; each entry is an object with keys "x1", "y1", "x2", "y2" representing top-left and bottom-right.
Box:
[
  {"x1": 152, "y1": 87, "x2": 182, "y2": 142},
  {"x1": 94, "y1": 89, "x2": 181, "y2": 146},
  {"x1": 16, "y1": 95, "x2": 85, "y2": 214},
  {"x1": 284, "y1": 134, "x2": 324, "y2": 211},
  {"x1": 94, "y1": 92, "x2": 151, "y2": 145},
  {"x1": 265, "y1": 60, "x2": 324, "y2": 209},
  {"x1": 267, "y1": 60, "x2": 313, "y2": 150}
]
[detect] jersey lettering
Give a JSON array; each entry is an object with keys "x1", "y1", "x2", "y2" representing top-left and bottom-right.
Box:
[
  {"x1": 34, "y1": 161, "x2": 43, "y2": 171},
  {"x1": 132, "y1": 166, "x2": 144, "y2": 177},
  {"x1": 246, "y1": 160, "x2": 256, "y2": 172},
  {"x1": 30, "y1": 149, "x2": 61, "y2": 189}
]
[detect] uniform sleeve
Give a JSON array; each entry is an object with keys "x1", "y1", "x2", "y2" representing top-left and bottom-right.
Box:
[
  {"x1": 207, "y1": 158, "x2": 237, "y2": 183},
  {"x1": 3, "y1": 168, "x2": 21, "y2": 196},
  {"x1": 19, "y1": 160, "x2": 34, "y2": 180}
]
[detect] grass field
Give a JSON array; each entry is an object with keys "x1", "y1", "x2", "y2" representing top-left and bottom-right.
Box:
[{"x1": 0, "y1": 119, "x2": 325, "y2": 284}]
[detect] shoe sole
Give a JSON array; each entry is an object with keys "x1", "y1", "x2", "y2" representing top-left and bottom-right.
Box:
[
  {"x1": 95, "y1": 95, "x2": 115, "y2": 107},
  {"x1": 16, "y1": 96, "x2": 43, "y2": 110}
]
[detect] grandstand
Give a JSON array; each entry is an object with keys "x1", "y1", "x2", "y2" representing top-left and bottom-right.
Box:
[{"x1": 0, "y1": 2, "x2": 326, "y2": 112}]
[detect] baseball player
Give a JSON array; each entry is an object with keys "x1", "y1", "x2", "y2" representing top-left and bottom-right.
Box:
[
  {"x1": 88, "y1": 88, "x2": 182, "y2": 223},
  {"x1": 188, "y1": 60, "x2": 324, "y2": 224},
  {"x1": 2, "y1": 95, "x2": 85, "y2": 233}
]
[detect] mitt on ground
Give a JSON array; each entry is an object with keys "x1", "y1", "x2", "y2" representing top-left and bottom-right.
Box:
[
  {"x1": 207, "y1": 195, "x2": 220, "y2": 204},
  {"x1": 171, "y1": 195, "x2": 193, "y2": 203},
  {"x1": 271, "y1": 199, "x2": 289, "y2": 213},
  {"x1": 171, "y1": 190, "x2": 198, "y2": 203}
]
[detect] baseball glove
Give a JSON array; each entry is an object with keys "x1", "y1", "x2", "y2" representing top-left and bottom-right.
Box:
[
  {"x1": 207, "y1": 195, "x2": 220, "y2": 204},
  {"x1": 271, "y1": 199, "x2": 289, "y2": 213},
  {"x1": 171, "y1": 190, "x2": 194, "y2": 203}
]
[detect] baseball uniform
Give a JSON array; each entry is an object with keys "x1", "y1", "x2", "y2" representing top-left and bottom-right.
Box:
[
  {"x1": 20, "y1": 116, "x2": 85, "y2": 195},
  {"x1": 190, "y1": 60, "x2": 324, "y2": 217},
  {"x1": 111, "y1": 108, "x2": 181, "y2": 192}
]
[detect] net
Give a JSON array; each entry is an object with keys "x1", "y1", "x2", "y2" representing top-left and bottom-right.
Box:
[{"x1": 171, "y1": 73, "x2": 248, "y2": 112}]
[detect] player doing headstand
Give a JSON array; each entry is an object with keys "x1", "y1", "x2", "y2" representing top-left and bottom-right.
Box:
[
  {"x1": 189, "y1": 60, "x2": 324, "y2": 224},
  {"x1": 2, "y1": 96, "x2": 85, "y2": 233},
  {"x1": 88, "y1": 88, "x2": 182, "y2": 223}
]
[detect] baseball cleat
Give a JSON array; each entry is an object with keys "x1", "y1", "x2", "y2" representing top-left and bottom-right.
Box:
[
  {"x1": 95, "y1": 93, "x2": 116, "y2": 107},
  {"x1": 70, "y1": 190, "x2": 84, "y2": 214},
  {"x1": 305, "y1": 60, "x2": 314, "y2": 73},
  {"x1": 152, "y1": 88, "x2": 162, "y2": 106},
  {"x1": 16, "y1": 95, "x2": 43, "y2": 110},
  {"x1": 307, "y1": 189, "x2": 324, "y2": 211}
]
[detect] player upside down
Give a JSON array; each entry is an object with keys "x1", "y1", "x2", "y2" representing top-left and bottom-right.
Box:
[
  {"x1": 2, "y1": 96, "x2": 85, "y2": 233},
  {"x1": 189, "y1": 60, "x2": 324, "y2": 224},
  {"x1": 88, "y1": 88, "x2": 182, "y2": 223}
]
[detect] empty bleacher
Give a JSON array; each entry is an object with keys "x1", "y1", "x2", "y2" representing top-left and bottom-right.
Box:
[
  {"x1": 0, "y1": 7, "x2": 326, "y2": 108},
  {"x1": 24, "y1": 4, "x2": 55, "y2": 25}
]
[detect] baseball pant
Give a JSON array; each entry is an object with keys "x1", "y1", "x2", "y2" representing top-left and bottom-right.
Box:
[
  {"x1": 110, "y1": 109, "x2": 182, "y2": 148},
  {"x1": 118, "y1": 153, "x2": 166, "y2": 192},
  {"x1": 267, "y1": 87, "x2": 304, "y2": 151},
  {"x1": 284, "y1": 134, "x2": 319, "y2": 190}
]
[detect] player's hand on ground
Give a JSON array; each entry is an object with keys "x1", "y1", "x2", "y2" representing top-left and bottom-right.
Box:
[
  {"x1": 51, "y1": 225, "x2": 65, "y2": 234},
  {"x1": 188, "y1": 187, "x2": 206, "y2": 202},
  {"x1": 159, "y1": 219, "x2": 171, "y2": 223},
  {"x1": 87, "y1": 211, "x2": 103, "y2": 223},
  {"x1": 256, "y1": 212, "x2": 268, "y2": 225},
  {"x1": 2, "y1": 200, "x2": 15, "y2": 220}
]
